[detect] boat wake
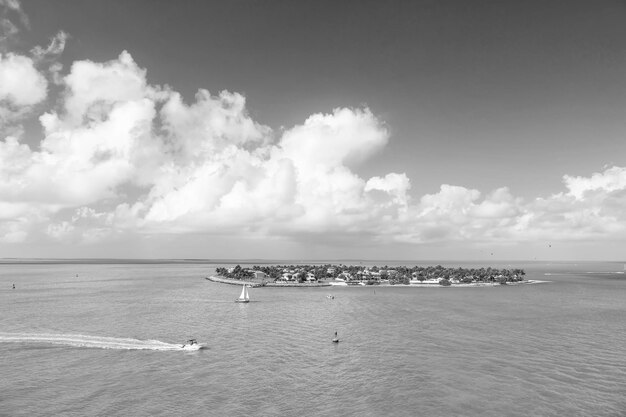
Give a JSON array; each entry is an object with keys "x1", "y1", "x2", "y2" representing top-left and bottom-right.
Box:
[{"x1": 0, "y1": 332, "x2": 194, "y2": 351}]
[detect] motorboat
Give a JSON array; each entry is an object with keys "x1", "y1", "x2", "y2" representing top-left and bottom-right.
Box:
[{"x1": 181, "y1": 339, "x2": 203, "y2": 350}]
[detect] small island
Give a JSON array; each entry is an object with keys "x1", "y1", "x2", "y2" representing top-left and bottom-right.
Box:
[{"x1": 207, "y1": 264, "x2": 528, "y2": 287}]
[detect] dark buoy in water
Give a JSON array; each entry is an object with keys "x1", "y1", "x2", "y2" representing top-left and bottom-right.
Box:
[{"x1": 332, "y1": 331, "x2": 339, "y2": 343}]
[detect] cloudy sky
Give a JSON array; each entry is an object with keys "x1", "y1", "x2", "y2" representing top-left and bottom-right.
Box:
[{"x1": 1, "y1": 0, "x2": 625, "y2": 260}]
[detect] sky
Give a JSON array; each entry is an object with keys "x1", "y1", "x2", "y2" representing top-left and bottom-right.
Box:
[{"x1": 1, "y1": 0, "x2": 626, "y2": 261}]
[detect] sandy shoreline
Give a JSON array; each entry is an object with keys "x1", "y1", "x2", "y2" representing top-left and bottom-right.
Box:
[{"x1": 206, "y1": 276, "x2": 331, "y2": 287}]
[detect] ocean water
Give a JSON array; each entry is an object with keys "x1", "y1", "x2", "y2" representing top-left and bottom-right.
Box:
[{"x1": 0, "y1": 260, "x2": 625, "y2": 416}]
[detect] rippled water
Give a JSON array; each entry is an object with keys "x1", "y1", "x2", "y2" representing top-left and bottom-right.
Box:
[{"x1": 1, "y1": 261, "x2": 624, "y2": 416}]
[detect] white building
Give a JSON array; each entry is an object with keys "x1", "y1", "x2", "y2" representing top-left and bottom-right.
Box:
[{"x1": 252, "y1": 271, "x2": 267, "y2": 280}]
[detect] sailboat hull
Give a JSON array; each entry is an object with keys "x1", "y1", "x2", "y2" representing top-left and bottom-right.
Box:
[{"x1": 234, "y1": 299, "x2": 249, "y2": 303}]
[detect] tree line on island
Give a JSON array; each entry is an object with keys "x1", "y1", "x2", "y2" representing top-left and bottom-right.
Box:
[{"x1": 215, "y1": 264, "x2": 526, "y2": 286}]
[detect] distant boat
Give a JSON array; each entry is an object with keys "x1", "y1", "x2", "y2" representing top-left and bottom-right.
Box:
[
  {"x1": 181, "y1": 338, "x2": 204, "y2": 351},
  {"x1": 332, "y1": 331, "x2": 339, "y2": 343},
  {"x1": 326, "y1": 294, "x2": 334, "y2": 299},
  {"x1": 235, "y1": 284, "x2": 250, "y2": 303}
]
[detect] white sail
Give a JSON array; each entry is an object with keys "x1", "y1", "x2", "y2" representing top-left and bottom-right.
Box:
[{"x1": 235, "y1": 284, "x2": 250, "y2": 302}]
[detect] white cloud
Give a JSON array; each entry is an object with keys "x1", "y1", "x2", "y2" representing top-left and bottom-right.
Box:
[
  {"x1": 0, "y1": 0, "x2": 29, "y2": 29},
  {"x1": 140, "y1": 106, "x2": 392, "y2": 237},
  {"x1": 58, "y1": 51, "x2": 150, "y2": 127},
  {"x1": 0, "y1": 52, "x2": 47, "y2": 106},
  {"x1": 0, "y1": 52, "x2": 47, "y2": 128},
  {"x1": 278, "y1": 107, "x2": 388, "y2": 172},
  {"x1": 0, "y1": 52, "x2": 157, "y2": 243},
  {"x1": 31, "y1": 30, "x2": 68, "y2": 61},
  {"x1": 160, "y1": 89, "x2": 271, "y2": 159},
  {"x1": 46, "y1": 221, "x2": 74, "y2": 240},
  {"x1": 0, "y1": 0, "x2": 28, "y2": 46},
  {"x1": 365, "y1": 172, "x2": 411, "y2": 207},
  {"x1": 419, "y1": 184, "x2": 480, "y2": 215},
  {"x1": 1, "y1": 47, "x2": 626, "y2": 251},
  {"x1": 563, "y1": 166, "x2": 626, "y2": 200},
  {"x1": 470, "y1": 188, "x2": 520, "y2": 219},
  {"x1": 0, "y1": 221, "x2": 27, "y2": 242},
  {"x1": 520, "y1": 166, "x2": 626, "y2": 240}
]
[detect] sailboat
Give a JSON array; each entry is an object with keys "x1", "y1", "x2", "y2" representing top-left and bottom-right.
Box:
[{"x1": 235, "y1": 284, "x2": 250, "y2": 303}]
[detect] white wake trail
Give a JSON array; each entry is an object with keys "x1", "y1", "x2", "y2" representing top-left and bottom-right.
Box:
[{"x1": 0, "y1": 332, "x2": 185, "y2": 351}]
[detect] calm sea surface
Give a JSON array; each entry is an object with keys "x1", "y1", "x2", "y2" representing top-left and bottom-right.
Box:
[{"x1": 1, "y1": 260, "x2": 625, "y2": 416}]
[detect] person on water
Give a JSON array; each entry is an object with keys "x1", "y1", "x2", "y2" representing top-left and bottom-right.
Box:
[
  {"x1": 332, "y1": 331, "x2": 339, "y2": 343},
  {"x1": 12, "y1": 283, "x2": 15, "y2": 289}
]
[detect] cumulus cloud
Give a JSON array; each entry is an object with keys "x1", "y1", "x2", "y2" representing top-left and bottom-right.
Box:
[
  {"x1": 1, "y1": 46, "x2": 626, "y2": 251},
  {"x1": 140, "y1": 105, "x2": 392, "y2": 237},
  {"x1": 0, "y1": 50, "x2": 403, "y2": 244},
  {"x1": 279, "y1": 108, "x2": 388, "y2": 171},
  {"x1": 1, "y1": 5, "x2": 67, "y2": 129},
  {"x1": 521, "y1": 167, "x2": 626, "y2": 240},
  {"x1": 0, "y1": 52, "x2": 47, "y2": 129},
  {"x1": 57, "y1": 51, "x2": 150, "y2": 126},
  {"x1": 563, "y1": 166, "x2": 626, "y2": 200},
  {"x1": 0, "y1": 52, "x2": 155, "y2": 240},
  {"x1": 0, "y1": 52, "x2": 47, "y2": 106},
  {"x1": 365, "y1": 173, "x2": 411, "y2": 207}
]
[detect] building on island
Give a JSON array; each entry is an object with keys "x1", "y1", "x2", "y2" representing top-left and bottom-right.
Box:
[{"x1": 252, "y1": 271, "x2": 266, "y2": 280}]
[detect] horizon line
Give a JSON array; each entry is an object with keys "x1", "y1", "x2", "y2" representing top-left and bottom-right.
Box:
[{"x1": 0, "y1": 257, "x2": 623, "y2": 264}]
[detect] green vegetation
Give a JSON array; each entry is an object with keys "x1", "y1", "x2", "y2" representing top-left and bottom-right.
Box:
[
  {"x1": 215, "y1": 264, "x2": 526, "y2": 285},
  {"x1": 439, "y1": 278, "x2": 452, "y2": 286}
]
